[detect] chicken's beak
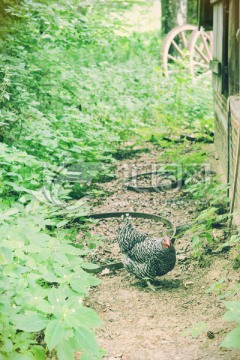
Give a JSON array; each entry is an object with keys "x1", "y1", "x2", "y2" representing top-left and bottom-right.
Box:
[{"x1": 162, "y1": 236, "x2": 172, "y2": 249}]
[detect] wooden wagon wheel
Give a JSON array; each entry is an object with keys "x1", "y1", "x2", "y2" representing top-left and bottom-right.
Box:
[
  {"x1": 188, "y1": 27, "x2": 213, "y2": 76},
  {"x1": 162, "y1": 24, "x2": 197, "y2": 77}
]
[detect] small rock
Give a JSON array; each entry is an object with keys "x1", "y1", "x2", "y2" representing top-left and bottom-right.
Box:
[
  {"x1": 101, "y1": 268, "x2": 111, "y2": 276},
  {"x1": 184, "y1": 281, "x2": 194, "y2": 288}
]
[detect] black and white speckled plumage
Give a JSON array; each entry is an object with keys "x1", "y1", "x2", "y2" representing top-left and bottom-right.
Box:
[{"x1": 116, "y1": 221, "x2": 176, "y2": 279}]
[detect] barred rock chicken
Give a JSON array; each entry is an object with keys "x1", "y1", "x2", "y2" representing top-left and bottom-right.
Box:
[{"x1": 116, "y1": 219, "x2": 176, "y2": 289}]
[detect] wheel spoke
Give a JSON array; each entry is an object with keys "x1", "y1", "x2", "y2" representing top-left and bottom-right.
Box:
[
  {"x1": 193, "y1": 61, "x2": 209, "y2": 68},
  {"x1": 171, "y1": 39, "x2": 184, "y2": 56},
  {"x1": 167, "y1": 54, "x2": 184, "y2": 64},
  {"x1": 179, "y1": 31, "x2": 187, "y2": 48},
  {"x1": 194, "y1": 45, "x2": 209, "y2": 63},
  {"x1": 162, "y1": 24, "x2": 212, "y2": 77},
  {"x1": 167, "y1": 54, "x2": 178, "y2": 61},
  {"x1": 204, "y1": 32, "x2": 211, "y2": 41},
  {"x1": 200, "y1": 32, "x2": 212, "y2": 60}
]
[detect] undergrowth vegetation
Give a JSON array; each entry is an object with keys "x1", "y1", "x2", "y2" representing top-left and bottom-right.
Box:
[
  {"x1": 0, "y1": 0, "x2": 239, "y2": 358},
  {"x1": 159, "y1": 141, "x2": 240, "y2": 349},
  {"x1": 165, "y1": 144, "x2": 240, "y2": 350}
]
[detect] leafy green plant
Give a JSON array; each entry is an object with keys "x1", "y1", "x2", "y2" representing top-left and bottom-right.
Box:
[
  {"x1": 206, "y1": 277, "x2": 227, "y2": 296},
  {"x1": 221, "y1": 302, "x2": 240, "y2": 349},
  {"x1": 0, "y1": 199, "x2": 104, "y2": 359},
  {"x1": 152, "y1": 68, "x2": 213, "y2": 135},
  {"x1": 181, "y1": 171, "x2": 230, "y2": 260},
  {"x1": 0, "y1": 0, "x2": 237, "y2": 357},
  {"x1": 182, "y1": 322, "x2": 208, "y2": 339},
  {"x1": 0, "y1": 0, "x2": 167, "y2": 357}
]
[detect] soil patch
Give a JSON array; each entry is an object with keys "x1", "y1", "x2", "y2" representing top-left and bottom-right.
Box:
[{"x1": 83, "y1": 144, "x2": 240, "y2": 360}]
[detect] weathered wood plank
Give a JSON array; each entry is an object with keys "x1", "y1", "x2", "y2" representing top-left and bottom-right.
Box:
[
  {"x1": 210, "y1": 60, "x2": 221, "y2": 74},
  {"x1": 212, "y1": 1, "x2": 224, "y2": 93},
  {"x1": 228, "y1": 0, "x2": 239, "y2": 95}
]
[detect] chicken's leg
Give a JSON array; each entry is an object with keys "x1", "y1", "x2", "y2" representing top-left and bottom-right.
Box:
[{"x1": 146, "y1": 279, "x2": 157, "y2": 292}]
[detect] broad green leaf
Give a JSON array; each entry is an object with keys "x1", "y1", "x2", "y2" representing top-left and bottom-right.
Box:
[
  {"x1": 55, "y1": 244, "x2": 87, "y2": 256},
  {"x1": 88, "y1": 276, "x2": 101, "y2": 287},
  {"x1": 3, "y1": 338, "x2": 13, "y2": 352},
  {"x1": 70, "y1": 277, "x2": 90, "y2": 295},
  {"x1": 81, "y1": 350, "x2": 106, "y2": 360},
  {"x1": 56, "y1": 219, "x2": 70, "y2": 228},
  {"x1": 52, "y1": 251, "x2": 69, "y2": 265},
  {"x1": 40, "y1": 271, "x2": 59, "y2": 283},
  {"x1": 81, "y1": 262, "x2": 99, "y2": 270},
  {"x1": 182, "y1": 322, "x2": 208, "y2": 338},
  {"x1": 0, "y1": 247, "x2": 13, "y2": 265},
  {"x1": 3, "y1": 93, "x2": 10, "y2": 100},
  {"x1": 45, "y1": 319, "x2": 65, "y2": 351},
  {"x1": 5, "y1": 208, "x2": 19, "y2": 217},
  {"x1": 48, "y1": 287, "x2": 67, "y2": 305},
  {"x1": 13, "y1": 311, "x2": 48, "y2": 332},
  {"x1": 9, "y1": 354, "x2": 35, "y2": 360},
  {"x1": 53, "y1": 264, "x2": 70, "y2": 277},
  {"x1": 31, "y1": 346, "x2": 46, "y2": 360},
  {"x1": 221, "y1": 327, "x2": 240, "y2": 349},
  {"x1": 74, "y1": 327, "x2": 99, "y2": 354},
  {"x1": 223, "y1": 301, "x2": 240, "y2": 323},
  {"x1": 56, "y1": 340, "x2": 75, "y2": 360},
  {"x1": 76, "y1": 307, "x2": 102, "y2": 328},
  {"x1": 35, "y1": 299, "x2": 53, "y2": 314},
  {"x1": 0, "y1": 297, "x2": 11, "y2": 312}
]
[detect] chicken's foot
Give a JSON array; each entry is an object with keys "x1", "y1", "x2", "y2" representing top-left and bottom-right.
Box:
[{"x1": 146, "y1": 279, "x2": 157, "y2": 292}]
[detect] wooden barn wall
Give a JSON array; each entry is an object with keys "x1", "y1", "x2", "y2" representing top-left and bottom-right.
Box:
[
  {"x1": 212, "y1": 0, "x2": 228, "y2": 179},
  {"x1": 212, "y1": 0, "x2": 224, "y2": 94},
  {"x1": 228, "y1": 0, "x2": 239, "y2": 95},
  {"x1": 213, "y1": 91, "x2": 228, "y2": 179},
  {"x1": 229, "y1": 97, "x2": 240, "y2": 215},
  {"x1": 228, "y1": 0, "x2": 240, "y2": 218},
  {"x1": 212, "y1": 0, "x2": 240, "y2": 217}
]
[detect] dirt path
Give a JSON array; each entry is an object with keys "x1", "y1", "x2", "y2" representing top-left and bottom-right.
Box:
[{"x1": 84, "y1": 144, "x2": 240, "y2": 360}]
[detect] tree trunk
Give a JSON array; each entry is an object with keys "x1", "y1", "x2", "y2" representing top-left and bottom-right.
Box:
[{"x1": 161, "y1": 0, "x2": 187, "y2": 34}]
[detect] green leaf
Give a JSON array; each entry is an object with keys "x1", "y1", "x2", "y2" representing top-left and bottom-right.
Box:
[
  {"x1": 56, "y1": 219, "x2": 70, "y2": 228},
  {"x1": 53, "y1": 264, "x2": 70, "y2": 277},
  {"x1": 223, "y1": 301, "x2": 240, "y2": 323},
  {"x1": 76, "y1": 307, "x2": 102, "y2": 328},
  {"x1": 36, "y1": 299, "x2": 53, "y2": 314},
  {"x1": 9, "y1": 354, "x2": 35, "y2": 360},
  {"x1": 31, "y1": 346, "x2": 46, "y2": 360},
  {"x1": 41, "y1": 271, "x2": 59, "y2": 283},
  {"x1": 221, "y1": 327, "x2": 240, "y2": 349},
  {"x1": 74, "y1": 327, "x2": 99, "y2": 354},
  {"x1": 13, "y1": 311, "x2": 48, "y2": 332},
  {"x1": 45, "y1": 319, "x2": 65, "y2": 351},
  {"x1": 88, "y1": 276, "x2": 101, "y2": 287},
  {"x1": 52, "y1": 251, "x2": 69, "y2": 265},
  {"x1": 55, "y1": 244, "x2": 87, "y2": 256},
  {"x1": 203, "y1": 232, "x2": 213, "y2": 242},
  {"x1": 3, "y1": 338, "x2": 13, "y2": 352},
  {"x1": 3, "y1": 93, "x2": 10, "y2": 100},
  {"x1": 56, "y1": 340, "x2": 75, "y2": 360},
  {"x1": 0, "y1": 246, "x2": 13, "y2": 265},
  {"x1": 70, "y1": 277, "x2": 90, "y2": 294},
  {"x1": 81, "y1": 262, "x2": 100, "y2": 270},
  {"x1": 192, "y1": 236, "x2": 200, "y2": 246},
  {"x1": 182, "y1": 322, "x2": 208, "y2": 338},
  {"x1": 80, "y1": 351, "x2": 102, "y2": 360}
]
